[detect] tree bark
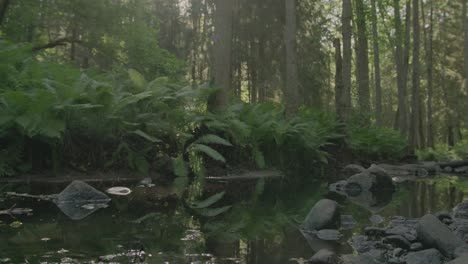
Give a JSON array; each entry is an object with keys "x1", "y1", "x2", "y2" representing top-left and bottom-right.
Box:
[
  {"x1": 334, "y1": 38, "x2": 345, "y2": 118},
  {"x1": 409, "y1": 0, "x2": 421, "y2": 149},
  {"x1": 394, "y1": 0, "x2": 409, "y2": 136},
  {"x1": 209, "y1": 0, "x2": 234, "y2": 111},
  {"x1": 342, "y1": 0, "x2": 353, "y2": 121},
  {"x1": 284, "y1": 0, "x2": 300, "y2": 116},
  {"x1": 422, "y1": 0, "x2": 434, "y2": 148},
  {"x1": 0, "y1": 0, "x2": 10, "y2": 26},
  {"x1": 354, "y1": 0, "x2": 371, "y2": 114},
  {"x1": 464, "y1": 0, "x2": 468, "y2": 127},
  {"x1": 371, "y1": 0, "x2": 382, "y2": 125}
]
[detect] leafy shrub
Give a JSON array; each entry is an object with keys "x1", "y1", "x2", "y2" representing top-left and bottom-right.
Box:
[
  {"x1": 416, "y1": 144, "x2": 459, "y2": 162},
  {"x1": 454, "y1": 140, "x2": 468, "y2": 160},
  {"x1": 347, "y1": 116, "x2": 407, "y2": 160}
]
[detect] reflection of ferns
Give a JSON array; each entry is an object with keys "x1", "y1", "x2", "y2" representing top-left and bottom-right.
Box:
[{"x1": 0, "y1": 138, "x2": 24, "y2": 177}]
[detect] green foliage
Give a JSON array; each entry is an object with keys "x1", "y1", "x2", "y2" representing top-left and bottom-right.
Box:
[
  {"x1": 417, "y1": 141, "x2": 468, "y2": 162},
  {"x1": 347, "y1": 116, "x2": 407, "y2": 160}
]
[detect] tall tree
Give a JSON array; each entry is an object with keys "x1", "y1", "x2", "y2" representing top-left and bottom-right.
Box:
[
  {"x1": 209, "y1": 0, "x2": 234, "y2": 110},
  {"x1": 354, "y1": 0, "x2": 371, "y2": 114},
  {"x1": 334, "y1": 38, "x2": 345, "y2": 119},
  {"x1": 409, "y1": 0, "x2": 421, "y2": 149},
  {"x1": 464, "y1": 0, "x2": 468, "y2": 126},
  {"x1": 342, "y1": 0, "x2": 353, "y2": 121},
  {"x1": 0, "y1": 0, "x2": 9, "y2": 26},
  {"x1": 284, "y1": 0, "x2": 300, "y2": 116},
  {"x1": 371, "y1": 0, "x2": 382, "y2": 124},
  {"x1": 422, "y1": 0, "x2": 434, "y2": 148}
]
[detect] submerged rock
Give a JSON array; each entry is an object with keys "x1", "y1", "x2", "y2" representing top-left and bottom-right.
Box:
[
  {"x1": 53, "y1": 180, "x2": 111, "y2": 220},
  {"x1": 404, "y1": 248, "x2": 443, "y2": 264},
  {"x1": 301, "y1": 199, "x2": 340, "y2": 231},
  {"x1": 416, "y1": 214, "x2": 466, "y2": 257},
  {"x1": 308, "y1": 249, "x2": 339, "y2": 264}
]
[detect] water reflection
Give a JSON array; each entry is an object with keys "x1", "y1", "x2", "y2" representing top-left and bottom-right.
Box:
[{"x1": 0, "y1": 176, "x2": 467, "y2": 263}]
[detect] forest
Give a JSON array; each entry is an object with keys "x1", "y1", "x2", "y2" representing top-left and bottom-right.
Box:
[{"x1": 1, "y1": 0, "x2": 468, "y2": 263}]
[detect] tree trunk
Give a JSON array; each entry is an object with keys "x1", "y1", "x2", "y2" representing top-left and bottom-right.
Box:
[
  {"x1": 371, "y1": 0, "x2": 382, "y2": 125},
  {"x1": 354, "y1": 0, "x2": 371, "y2": 114},
  {"x1": 208, "y1": 0, "x2": 234, "y2": 111},
  {"x1": 342, "y1": 0, "x2": 353, "y2": 121},
  {"x1": 409, "y1": 0, "x2": 421, "y2": 150},
  {"x1": 334, "y1": 38, "x2": 345, "y2": 119},
  {"x1": 284, "y1": 0, "x2": 300, "y2": 116},
  {"x1": 0, "y1": 0, "x2": 10, "y2": 26},
  {"x1": 464, "y1": 0, "x2": 468, "y2": 127},
  {"x1": 422, "y1": 0, "x2": 434, "y2": 148}
]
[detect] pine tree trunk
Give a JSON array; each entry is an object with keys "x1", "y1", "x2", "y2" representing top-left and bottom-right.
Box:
[
  {"x1": 464, "y1": 0, "x2": 468, "y2": 127},
  {"x1": 209, "y1": 0, "x2": 234, "y2": 111},
  {"x1": 342, "y1": 0, "x2": 353, "y2": 121},
  {"x1": 409, "y1": 0, "x2": 421, "y2": 149},
  {"x1": 334, "y1": 38, "x2": 345, "y2": 119},
  {"x1": 0, "y1": 0, "x2": 10, "y2": 26},
  {"x1": 394, "y1": 0, "x2": 406, "y2": 133},
  {"x1": 354, "y1": 0, "x2": 371, "y2": 114},
  {"x1": 422, "y1": 0, "x2": 434, "y2": 148},
  {"x1": 371, "y1": 0, "x2": 382, "y2": 125},
  {"x1": 284, "y1": 0, "x2": 300, "y2": 116}
]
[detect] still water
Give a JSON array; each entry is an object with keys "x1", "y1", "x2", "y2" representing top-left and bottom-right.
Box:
[{"x1": 0, "y1": 175, "x2": 467, "y2": 263}]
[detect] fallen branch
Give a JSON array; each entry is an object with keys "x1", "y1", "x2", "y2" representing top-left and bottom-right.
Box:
[
  {"x1": 6, "y1": 192, "x2": 57, "y2": 201},
  {"x1": 0, "y1": 203, "x2": 33, "y2": 216},
  {"x1": 32, "y1": 37, "x2": 82, "y2": 52},
  {"x1": 206, "y1": 170, "x2": 283, "y2": 181}
]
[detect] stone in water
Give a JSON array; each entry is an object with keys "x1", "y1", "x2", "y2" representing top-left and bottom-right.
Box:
[{"x1": 106, "y1": 187, "x2": 132, "y2": 196}]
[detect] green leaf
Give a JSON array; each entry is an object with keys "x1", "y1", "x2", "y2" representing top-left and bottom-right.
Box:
[
  {"x1": 128, "y1": 69, "x2": 147, "y2": 89},
  {"x1": 132, "y1": 130, "x2": 161, "y2": 143},
  {"x1": 195, "y1": 134, "x2": 232, "y2": 146},
  {"x1": 252, "y1": 147, "x2": 266, "y2": 168},
  {"x1": 172, "y1": 156, "x2": 189, "y2": 177},
  {"x1": 131, "y1": 213, "x2": 160, "y2": 224},
  {"x1": 190, "y1": 191, "x2": 225, "y2": 209},
  {"x1": 173, "y1": 176, "x2": 189, "y2": 195},
  {"x1": 191, "y1": 144, "x2": 226, "y2": 163},
  {"x1": 195, "y1": 206, "x2": 232, "y2": 217}
]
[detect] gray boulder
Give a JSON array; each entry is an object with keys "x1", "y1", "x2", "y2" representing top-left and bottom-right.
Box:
[
  {"x1": 301, "y1": 199, "x2": 340, "y2": 231},
  {"x1": 341, "y1": 164, "x2": 365, "y2": 178},
  {"x1": 404, "y1": 248, "x2": 443, "y2": 264},
  {"x1": 446, "y1": 256, "x2": 468, "y2": 264},
  {"x1": 340, "y1": 254, "x2": 381, "y2": 264},
  {"x1": 53, "y1": 180, "x2": 111, "y2": 220},
  {"x1": 416, "y1": 214, "x2": 467, "y2": 257},
  {"x1": 308, "y1": 249, "x2": 339, "y2": 264}
]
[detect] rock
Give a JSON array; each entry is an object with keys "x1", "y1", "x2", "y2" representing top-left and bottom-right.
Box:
[
  {"x1": 434, "y1": 211, "x2": 452, "y2": 222},
  {"x1": 340, "y1": 254, "x2": 382, "y2": 264},
  {"x1": 416, "y1": 214, "x2": 467, "y2": 257},
  {"x1": 369, "y1": 215, "x2": 385, "y2": 224},
  {"x1": 385, "y1": 226, "x2": 412, "y2": 237},
  {"x1": 308, "y1": 249, "x2": 339, "y2": 264},
  {"x1": 383, "y1": 235, "x2": 411, "y2": 249},
  {"x1": 392, "y1": 247, "x2": 404, "y2": 257},
  {"x1": 106, "y1": 186, "x2": 132, "y2": 196},
  {"x1": 455, "y1": 166, "x2": 468, "y2": 173},
  {"x1": 404, "y1": 248, "x2": 443, "y2": 264},
  {"x1": 410, "y1": 242, "x2": 424, "y2": 251},
  {"x1": 341, "y1": 164, "x2": 365, "y2": 178},
  {"x1": 454, "y1": 201, "x2": 468, "y2": 219},
  {"x1": 346, "y1": 169, "x2": 394, "y2": 193},
  {"x1": 446, "y1": 256, "x2": 468, "y2": 264},
  {"x1": 444, "y1": 166, "x2": 453, "y2": 173},
  {"x1": 348, "y1": 235, "x2": 386, "y2": 254},
  {"x1": 54, "y1": 181, "x2": 111, "y2": 220},
  {"x1": 301, "y1": 199, "x2": 340, "y2": 231},
  {"x1": 454, "y1": 246, "x2": 468, "y2": 258},
  {"x1": 340, "y1": 215, "x2": 356, "y2": 230},
  {"x1": 315, "y1": 229, "x2": 343, "y2": 241},
  {"x1": 364, "y1": 227, "x2": 387, "y2": 237}
]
